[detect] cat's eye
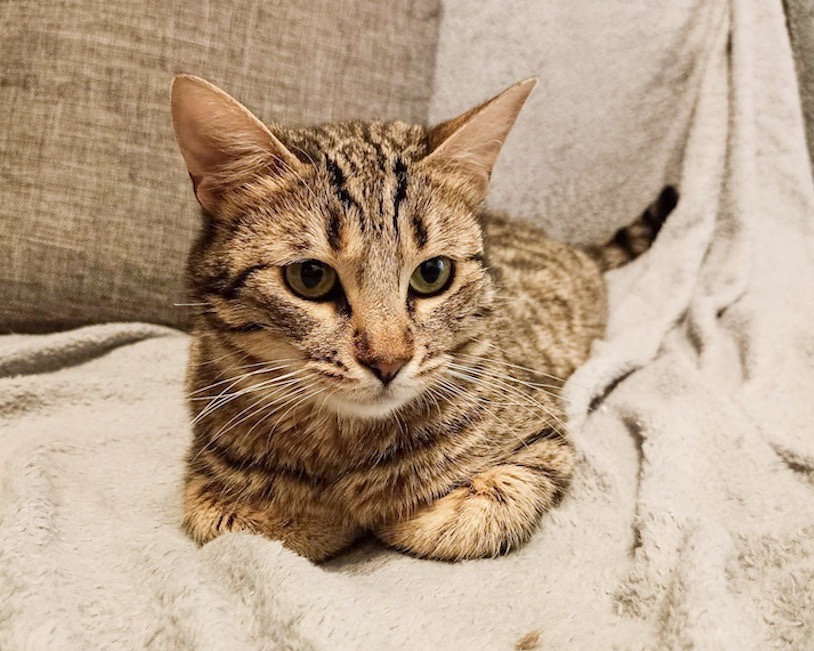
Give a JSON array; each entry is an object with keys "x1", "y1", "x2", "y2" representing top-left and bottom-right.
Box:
[
  {"x1": 409, "y1": 256, "x2": 454, "y2": 296},
  {"x1": 284, "y1": 260, "x2": 337, "y2": 300}
]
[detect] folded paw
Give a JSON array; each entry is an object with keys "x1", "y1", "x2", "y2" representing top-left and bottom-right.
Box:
[
  {"x1": 376, "y1": 462, "x2": 566, "y2": 561},
  {"x1": 182, "y1": 475, "x2": 360, "y2": 562}
]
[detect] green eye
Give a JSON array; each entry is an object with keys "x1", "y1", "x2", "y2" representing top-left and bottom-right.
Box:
[
  {"x1": 409, "y1": 256, "x2": 454, "y2": 296},
  {"x1": 284, "y1": 260, "x2": 337, "y2": 300}
]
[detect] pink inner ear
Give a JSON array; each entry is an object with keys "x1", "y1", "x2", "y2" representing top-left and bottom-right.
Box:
[
  {"x1": 172, "y1": 79, "x2": 253, "y2": 180},
  {"x1": 171, "y1": 75, "x2": 304, "y2": 211},
  {"x1": 177, "y1": 127, "x2": 222, "y2": 182}
]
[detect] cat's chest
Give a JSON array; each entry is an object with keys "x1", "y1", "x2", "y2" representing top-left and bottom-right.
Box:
[{"x1": 267, "y1": 407, "x2": 497, "y2": 524}]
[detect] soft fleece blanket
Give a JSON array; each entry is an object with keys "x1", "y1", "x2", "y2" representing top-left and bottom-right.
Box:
[{"x1": 2, "y1": 0, "x2": 814, "y2": 648}]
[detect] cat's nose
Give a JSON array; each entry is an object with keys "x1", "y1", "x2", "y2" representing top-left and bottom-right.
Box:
[{"x1": 360, "y1": 357, "x2": 409, "y2": 385}]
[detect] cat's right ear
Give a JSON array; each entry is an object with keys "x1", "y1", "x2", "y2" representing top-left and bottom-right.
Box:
[{"x1": 170, "y1": 75, "x2": 303, "y2": 213}]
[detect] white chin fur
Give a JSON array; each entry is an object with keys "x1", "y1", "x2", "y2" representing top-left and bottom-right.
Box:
[{"x1": 325, "y1": 388, "x2": 416, "y2": 420}]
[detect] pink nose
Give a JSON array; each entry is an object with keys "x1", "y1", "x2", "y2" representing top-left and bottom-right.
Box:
[{"x1": 360, "y1": 358, "x2": 409, "y2": 385}]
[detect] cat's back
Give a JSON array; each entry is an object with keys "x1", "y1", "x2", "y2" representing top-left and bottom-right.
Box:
[{"x1": 483, "y1": 213, "x2": 607, "y2": 380}]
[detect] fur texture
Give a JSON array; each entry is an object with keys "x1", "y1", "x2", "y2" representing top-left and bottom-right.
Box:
[{"x1": 171, "y1": 76, "x2": 672, "y2": 561}]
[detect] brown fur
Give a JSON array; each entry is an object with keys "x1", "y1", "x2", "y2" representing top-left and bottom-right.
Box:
[{"x1": 171, "y1": 76, "x2": 675, "y2": 562}]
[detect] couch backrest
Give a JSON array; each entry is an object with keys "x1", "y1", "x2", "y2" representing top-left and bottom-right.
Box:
[{"x1": 0, "y1": 0, "x2": 440, "y2": 332}]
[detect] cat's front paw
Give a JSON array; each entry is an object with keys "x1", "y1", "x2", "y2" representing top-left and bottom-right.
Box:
[
  {"x1": 182, "y1": 481, "x2": 265, "y2": 544},
  {"x1": 376, "y1": 464, "x2": 561, "y2": 561},
  {"x1": 183, "y1": 475, "x2": 360, "y2": 562}
]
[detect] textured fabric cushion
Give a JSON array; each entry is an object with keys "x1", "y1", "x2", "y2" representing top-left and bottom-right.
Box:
[{"x1": 0, "y1": 0, "x2": 440, "y2": 332}]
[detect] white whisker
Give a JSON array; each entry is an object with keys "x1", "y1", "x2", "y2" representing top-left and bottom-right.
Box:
[
  {"x1": 444, "y1": 364, "x2": 569, "y2": 436},
  {"x1": 188, "y1": 361, "x2": 296, "y2": 397},
  {"x1": 190, "y1": 368, "x2": 306, "y2": 427},
  {"x1": 435, "y1": 376, "x2": 532, "y2": 448}
]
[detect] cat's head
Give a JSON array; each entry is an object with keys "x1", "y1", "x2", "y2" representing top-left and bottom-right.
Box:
[{"x1": 171, "y1": 75, "x2": 535, "y2": 419}]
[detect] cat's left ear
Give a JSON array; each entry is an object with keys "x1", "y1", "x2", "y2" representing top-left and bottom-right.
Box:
[{"x1": 424, "y1": 78, "x2": 537, "y2": 203}]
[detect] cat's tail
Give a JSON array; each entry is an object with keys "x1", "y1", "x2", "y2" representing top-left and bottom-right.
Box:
[{"x1": 586, "y1": 186, "x2": 678, "y2": 272}]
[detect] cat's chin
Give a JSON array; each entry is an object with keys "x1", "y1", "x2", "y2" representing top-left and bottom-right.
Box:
[{"x1": 324, "y1": 389, "x2": 418, "y2": 421}]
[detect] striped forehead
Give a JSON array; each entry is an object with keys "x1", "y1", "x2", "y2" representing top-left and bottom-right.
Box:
[{"x1": 311, "y1": 123, "x2": 431, "y2": 260}]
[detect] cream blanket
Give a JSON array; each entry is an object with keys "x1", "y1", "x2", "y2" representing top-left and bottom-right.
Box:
[{"x1": 2, "y1": 0, "x2": 813, "y2": 648}]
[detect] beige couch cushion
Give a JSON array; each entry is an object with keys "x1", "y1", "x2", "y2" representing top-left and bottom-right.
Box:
[{"x1": 0, "y1": 0, "x2": 440, "y2": 332}]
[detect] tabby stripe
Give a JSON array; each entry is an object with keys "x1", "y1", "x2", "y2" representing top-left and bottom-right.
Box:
[
  {"x1": 312, "y1": 350, "x2": 348, "y2": 370},
  {"x1": 203, "y1": 312, "x2": 264, "y2": 333},
  {"x1": 432, "y1": 278, "x2": 481, "y2": 320},
  {"x1": 412, "y1": 212, "x2": 428, "y2": 248},
  {"x1": 334, "y1": 292, "x2": 353, "y2": 318},
  {"x1": 325, "y1": 156, "x2": 362, "y2": 215},
  {"x1": 204, "y1": 289, "x2": 314, "y2": 338},
  {"x1": 512, "y1": 427, "x2": 567, "y2": 452},
  {"x1": 406, "y1": 294, "x2": 416, "y2": 317},
  {"x1": 327, "y1": 208, "x2": 343, "y2": 251},
  {"x1": 203, "y1": 438, "x2": 330, "y2": 488},
  {"x1": 243, "y1": 294, "x2": 314, "y2": 339},
  {"x1": 198, "y1": 264, "x2": 271, "y2": 301},
  {"x1": 346, "y1": 405, "x2": 486, "y2": 470},
  {"x1": 393, "y1": 157, "x2": 408, "y2": 236}
]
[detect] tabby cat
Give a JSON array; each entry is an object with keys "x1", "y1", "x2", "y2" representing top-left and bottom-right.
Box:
[{"x1": 171, "y1": 75, "x2": 675, "y2": 562}]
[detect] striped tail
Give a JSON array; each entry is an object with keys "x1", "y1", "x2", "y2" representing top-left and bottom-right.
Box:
[{"x1": 587, "y1": 186, "x2": 678, "y2": 272}]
